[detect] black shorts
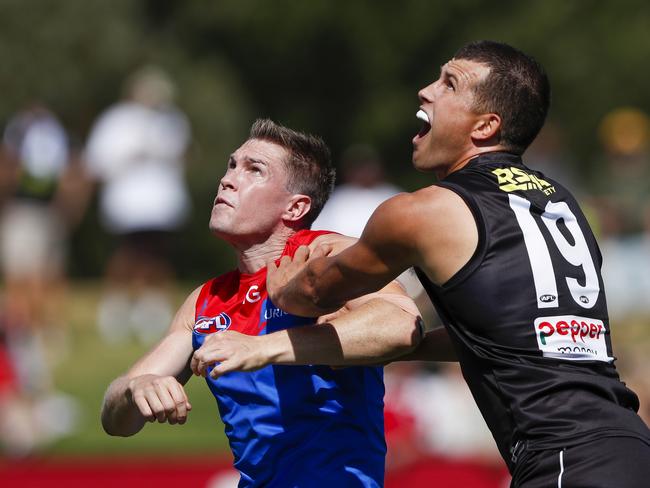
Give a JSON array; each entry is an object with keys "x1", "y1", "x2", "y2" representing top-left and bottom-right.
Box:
[{"x1": 511, "y1": 436, "x2": 650, "y2": 488}]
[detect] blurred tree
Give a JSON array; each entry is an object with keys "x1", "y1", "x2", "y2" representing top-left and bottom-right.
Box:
[{"x1": 1, "y1": 0, "x2": 649, "y2": 278}]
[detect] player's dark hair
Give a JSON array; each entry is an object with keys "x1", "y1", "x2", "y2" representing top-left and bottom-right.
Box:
[
  {"x1": 249, "y1": 118, "x2": 335, "y2": 227},
  {"x1": 454, "y1": 40, "x2": 550, "y2": 155}
]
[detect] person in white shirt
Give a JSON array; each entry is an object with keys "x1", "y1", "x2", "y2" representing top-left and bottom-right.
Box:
[{"x1": 85, "y1": 66, "x2": 191, "y2": 344}]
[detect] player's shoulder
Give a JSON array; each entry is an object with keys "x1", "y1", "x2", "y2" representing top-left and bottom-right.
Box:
[
  {"x1": 168, "y1": 284, "x2": 205, "y2": 334},
  {"x1": 371, "y1": 187, "x2": 469, "y2": 228},
  {"x1": 310, "y1": 230, "x2": 354, "y2": 245},
  {"x1": 414, "y1": 184, "x2": 468, "y2": 207},
  {"x1": 183, "y1": 284, "x2": 204, "y2": 309},
  {"x1": 179, "y1": 272, "x2": 240, "y2": 330},
  {"x1": 310, "y1": 231, "x2": 356, "y2": 255}
]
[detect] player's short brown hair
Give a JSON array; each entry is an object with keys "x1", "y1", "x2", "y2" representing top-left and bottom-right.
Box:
[
  {"x1": 249, "y1": 118, "x2": 335, "y2": 227},
  {"x1": 454, "y1": 40, "x2": 550, "y2": 155}
]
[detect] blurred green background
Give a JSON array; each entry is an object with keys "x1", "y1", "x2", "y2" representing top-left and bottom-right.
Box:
[
  {"x1": 1, "y1": 0, "x2": 649, "y2": 458},
  {"x1": 49, "y1": 282, "x2": 227, "y2": 456},
  {"x1": 2, "y1": 0, "x2": 650, "y2": 280}
]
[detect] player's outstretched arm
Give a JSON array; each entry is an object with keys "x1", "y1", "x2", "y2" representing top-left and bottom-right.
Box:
[
  {"x1": 268, "y1": 187, "x2": 478, "y2": 319},
  {"x1": 273, "y1": 291, "x2": 424, "y2": 367},
  {"x1": 101, "y1": 287, "x2": 199, "y2": 437},
  {"x1": 192, "y1": 234, "x2": 424, "y2": 377},
  {"x1": 191, "y1": 281, "x2": 423, "y2": 377},
  {"x1": 268, "y1": 193, "x2": 422, "y2": 317}
]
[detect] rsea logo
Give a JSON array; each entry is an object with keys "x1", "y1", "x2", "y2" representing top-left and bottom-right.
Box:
[{"x1": 492, "y1": 167, "x2": 556, "y2": 196}]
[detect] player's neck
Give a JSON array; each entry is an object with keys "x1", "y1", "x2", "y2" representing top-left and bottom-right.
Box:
[
  {"x1": 236, "y1": 228, "x2": 296, "y2": 274},
  {"x1": 437, "y1": 146, "x2": 507, "y2": 179}
]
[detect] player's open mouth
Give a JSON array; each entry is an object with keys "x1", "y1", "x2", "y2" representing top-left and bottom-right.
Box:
[{"x1": 415, "y1": 109, "x2": 431, "y2": 139}]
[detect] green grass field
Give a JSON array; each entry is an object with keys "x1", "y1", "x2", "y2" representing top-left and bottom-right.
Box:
[{"x1": 45, "y1": 281, "x2": 230, "y2": 457}]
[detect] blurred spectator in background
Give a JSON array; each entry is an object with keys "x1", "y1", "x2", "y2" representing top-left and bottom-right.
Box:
[
  {"x1": 311, "y1": 144, "x2": 401, "y2": 237},
  {"x1": 0, "y1": 103, "x2": 87, "y2": 454},
  {"x1": 383, "y1": 361, "x2": 509, "y2": 488},
  {"x1": 588, "y1": 107, "x2": 650, "y2": 318},
  {"x1": 590, "y1": 107, "x2": 650, "y2": 237},
  {"x1": 85, "y1": 66, "x2": 191, "y2": 345},
  {"x1": 616, "y1": 338, "x2": 650, "y2": 428},
  {"x1": 391, "y1": 362, "x2": 502, "y2": 463},
  {"x1": 524, "y1": 121, "x2": 580, "y2": 194}
]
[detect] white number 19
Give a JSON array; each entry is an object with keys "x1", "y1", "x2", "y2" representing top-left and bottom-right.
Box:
[{"x1": 508, "y1": 194, "x2": 599, "y2": 309}]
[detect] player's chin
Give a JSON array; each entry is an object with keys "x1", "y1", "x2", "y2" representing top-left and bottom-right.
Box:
[
  {"x1": 411, "y1": 146, "x2": 436, "y2": 172},
  {"x1": 411, "y1": 151, "x2": 427, "y2": 171},
  {"x1": 209, "y1": 219, "x2": 228, "y2": 236}
]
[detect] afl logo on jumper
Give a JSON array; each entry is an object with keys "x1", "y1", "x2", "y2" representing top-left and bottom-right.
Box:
[{"x1": 194, "y1": 313, "x2": 232, "y2": 334}]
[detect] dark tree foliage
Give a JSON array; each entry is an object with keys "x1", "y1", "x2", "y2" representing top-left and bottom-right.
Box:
[{"x1": 1, "y1": 0, "x2": 648, "y2": 278}]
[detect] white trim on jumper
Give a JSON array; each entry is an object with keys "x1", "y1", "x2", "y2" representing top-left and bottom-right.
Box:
[{"x1": 557, "y1": 449, "x2": 565, "y2": 488}]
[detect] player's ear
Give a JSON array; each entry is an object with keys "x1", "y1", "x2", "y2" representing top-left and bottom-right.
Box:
[
  {"x1": 283, "y1": 194, "x2": 312, "y2": 223},
  {"x1": 471, "y1": 113, "x2": 501, "y2": 143}
]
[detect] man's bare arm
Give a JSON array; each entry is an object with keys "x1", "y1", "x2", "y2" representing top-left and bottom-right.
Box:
[
  {"x1": 268, "y1": 193, "x2": 422, "y2": 317},
  {"x1": 268, "y1": 188, "x2": 478, "y2": 318},
  {"x1": 191, "y1": 282, "x2": 423, "y2": 378},
  {"x1": 101, "y1": 287, "x2": 199, "y2": 437},
  {"x1": 273, "y1": 293, "x2": 424, "y2": 366},
  {"x1": 192, "y1": 232, "x2": 424, "y2": 376}
]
